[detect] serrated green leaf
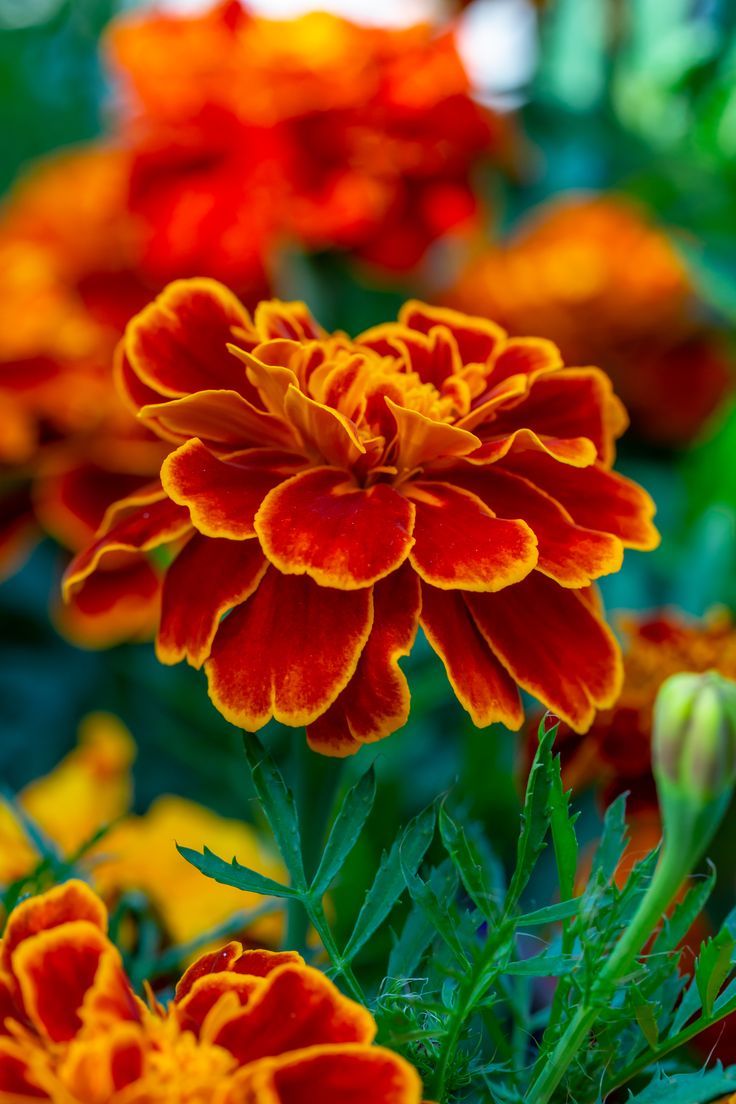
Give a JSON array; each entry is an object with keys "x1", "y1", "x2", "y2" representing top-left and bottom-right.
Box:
[
  {"x1": 516, "y1": 898, "x2": 581, "y2": 928},
  {"x1": 591, "y1": 793, "x2": 629, "y2": 882},
  {"x1": 545, "y1": 740, "x2": 579, "y2": 902},
  {"x1": 651, "y1": 866, "x2": 716, "y2": 956},
  {"x1": 387, "y1": 861, "x2": 458, "y2": 980},
  {"x1": 626, "y1": 1063, "x2": 736, "y2": 1103},
  {"x1": 630, "y1": 986, "x2": 660, "y2": 1048},
  {"x1": 402, "y1": 857, "x2": 469, "y2": 967},
  {"x1": 504, "y1": 953, "x2": 578, "y2": 977},
  {"x1": 439, "y1": 803, "x2": 500, "y2": 922},
  {"x1": 177, "y1": 844, "x2": 297, "y2": 899},
  {"x1": 310, "y1": 767, "x2": 376, "y2": 898},
  {"x1": 242, "y1": 732, "x2": 306, "y2": 890},
  {"x1": 505, "y1": 723, "x2": 553, "y2": 912},
  {"x1": 342, "y1": 804, "x2": 436, "y2": 963},
  {"x1": 696, "y1": 926, "x2": 736, "y2": 1017}
]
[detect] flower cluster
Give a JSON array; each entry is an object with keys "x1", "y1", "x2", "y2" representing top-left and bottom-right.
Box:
[
  {"x1": 448, "y1": 195, "x2": 733, "y2": 445},
  {"x1": 63, "y1": 285, "x2": 658, "y2": 752},
  {"x1": 0, "y1": 880, "x2": 421, "y2": 1102},
  {"x1": 0, "y1": 714, "x2": 283, "y2": 950}
]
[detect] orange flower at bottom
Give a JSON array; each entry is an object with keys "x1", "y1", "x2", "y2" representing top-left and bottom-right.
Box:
[{"x1": 0, "y1": 881, "x2": 421, "y2": 1103}]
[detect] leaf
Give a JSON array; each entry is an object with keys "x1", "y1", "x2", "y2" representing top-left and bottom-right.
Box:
[
  {"x1": 591, "y1": 793, "x2": 629, "y2": 882},
  {"x1": 310, "y1": 767, "x2": 376, "y2": 898},
  {"x1": 242, "y1": 732, "x2": 306, "y2": 891},
  {"x1": 651, "y1": 866, "x2": 716, "y2": 956},
  {"x1": 630, "y1": 986, "x2": 660, "y2": 1048},
  {"x1": 439, "y1": 803, "x2": 501, "y2": 922},
  {"x1": 626, "y1": 1063, "x2": 736, "y2": 1103},
  {"x1": 505, "y1": 722, "x2": 553, "y2": 912},
  {"x1": 696, "y1": 926, "x2": 736, "y2": 1017},
  {"x1": 516, "y1": 898, "x2": 581, "y2": 928},
  {"x1": 402, "y1": 858, "x2": 469, "y2": 967},
  {"x1": 504, "y1": 953, "x2": 578, "y2": 978},
  {"x1": 544, "y1": 738, "x2": 579, "y2": 902},
  {"x1": 342, "y1": 804, "x2": 436, "y2": 963},
  {"x1": 177, "y1": 844, "x2": 298, "y2": 899},
  {"x1": 387, "y1": 861, "x2": 458, "y2": 980}
]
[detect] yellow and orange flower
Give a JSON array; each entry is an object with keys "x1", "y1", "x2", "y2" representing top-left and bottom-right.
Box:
[
  {"x1": 107, "y1": 0, "x2": 505, "y2": 275},
  {"x1": 0, "y1": 880, "x2": 422, "y2": 1102},
  {"x1": 63, "y1": 283, "x2": 658, "y2": 753},
  {"x1": 1, "y1": 714, "x2": 283, "y2": 951},
  {"x1": 448, "y1": 194, "x2": 733, "y2": 446},
  {"x1": 553, "y1": 608, "x2": 736, "y2": 812}
]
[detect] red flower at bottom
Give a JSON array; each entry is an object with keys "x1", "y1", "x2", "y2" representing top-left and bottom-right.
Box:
[
  {"x1": 63, "y1": 282, "x2": 659, "y2": 753},
  {"x1": 0, "y1": 880, "x2": 421, "y2": 1103}
]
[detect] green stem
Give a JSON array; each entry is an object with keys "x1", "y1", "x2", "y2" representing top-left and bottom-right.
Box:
[
  {"x1": 526, "y1": 848, "x2": 692, "y2": 1104},
  {"x1": 306, "y1": 899, "x2": 366, "y2": 1004}
]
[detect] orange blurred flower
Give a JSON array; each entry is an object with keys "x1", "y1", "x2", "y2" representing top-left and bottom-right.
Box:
[
  {"x1": 0, "y1": 714, "x2": 283, "y2": 951},
  {"x1": 0, "y1": 880, "x2": 422, "y2": 1102},
  {"x1": 554, "y1": 608, "x2": 736, "y2": 813},
  {"x1": 63, "y1": 284, "x2": 658, "y2": 751},
  {"x1": 107, "y1": 0, "x2": 504, "y2": 274},
  {"x1": 448, "y1": 194, "x2": 733, "y2": 445}
]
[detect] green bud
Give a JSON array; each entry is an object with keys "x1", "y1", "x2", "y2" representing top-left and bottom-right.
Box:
[{"x1": 653, "y1": 670, "x2": 736, "y2": 801}]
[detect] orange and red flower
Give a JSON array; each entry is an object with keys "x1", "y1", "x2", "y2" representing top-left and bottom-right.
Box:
[
  {"x1": 63, "y1": 284, "x2": 658, "y2": 752},
  {"x1": 552, "y1": 608, "x2": 736, "y2": 813},
  {"x1": 0, "y1": 880, "x2": 422, "y2": 1102},
  {"x1": 448, "y1": 194, "x2": 733, "y2": 446}
]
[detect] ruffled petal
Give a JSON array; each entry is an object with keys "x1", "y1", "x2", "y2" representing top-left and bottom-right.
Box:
[
  {"x1": 466, "y1": 573, "x2": 623, "y2": 732},
  {"x1": 447, "y1": 467, "x2": 624, "y2": 587},
  {"x1": 211, "y1": 964, "x2": 375, "y2": 1063},
  {"x1": 125, "y1": 277, "x2": 256, "y2": 402},
  {"x1": 226, "y1": 1044, "x2": 422, "y2": 1104},
  {"x1": 157, "y1": 535, "x2": 268, "y2": 666},
  {"x1": 206, "y1": 571, "x2": 373, "y2": 729},
  {"x1": 62, "y1": 495, "x2": 190, "y2": 598},
  {"x1": 307, "y1": 564, "x2": 420, "y2": 755},
  {"x1": 162, "y1": 439, "x2": 303, "y2": 540},
  {"x1": 400, "y1": 300, "x2": 504, "y2": 364},
  {"x1": 1, "y1": 881, "x2": 106, "y2": 977},
  {"x1": 466, "y1": 429, "x2": 597, "y2": 468},
  {"x1": 139, "y1": 390, "x2": 298, "y2": 451},
  {"x1": 56, "y1": 561, "x2": 162, "y2": 649},
  {"x1": 503, "y1": 453, "x2": 660, "y2": 550},
  {"x1": 407, "y1": 481, "x2": 537, "y2": 592},
  {"x1": 386, "y1": 398, "x2": 480, "y2": 472},
  {"x1": 255, "y1": 468, "x2": 414, "y2": 589},
  {"x1": 420, "y1": 584, "x2": 523, "y2": 729},
  {"x1": 489, "y1": 337, "x2": 563, "y2": 384},
  {"x1": 283, "y1": 386, "x2": 365, "y2": 469}
]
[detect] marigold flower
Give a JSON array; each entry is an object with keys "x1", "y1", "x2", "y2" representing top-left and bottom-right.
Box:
[
  {"x1": 0, "y1": 715, "x2": 284, "y2": 951},
  {"x1": 0, "y1": 880, "x2": 422, "y2": 1102},
  {"x1": 62, "y1": 283, "x2": 658, "y2": 752},
  {"x1": 448, "y1": 194, "x2": 733, "y2": 445},
  {"x1": 553, "y1": 609, "x2": 736, "y2": 812}
]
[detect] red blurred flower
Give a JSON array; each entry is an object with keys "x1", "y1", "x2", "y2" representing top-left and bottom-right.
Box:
[
  {"x1": 0, "y1": 880, "x2": 421, "y2": 1102},
  {"x1": 63, "y1": 283, "x2": 658, "y2": 752},
  {"x1": 107, "y1": 0, "x2": 505, "y2": 275},
  {"x1": 448, "y1": 194, "x2": 733, "y2": 446}
]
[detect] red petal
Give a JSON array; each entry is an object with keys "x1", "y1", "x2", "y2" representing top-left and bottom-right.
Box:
[
  {"x1": 283, "y1": 386, "x2": 365, "y2": 469},
  {"x1": 400, "y1": 300, "x2": 504, "y2": 364},
  {"x1": 448, "y1": 467, "x2": 624, "y2": 587},
  {"x1": 162, "y1": 438, "x2": 303, "y2": 540},
  {"x1": 206, "y1": 570, "x2": 373, "y2": 729},
  {"x1": 126, "y1": 278, "x2": 256, "y2": 402},
  {"x1": 467, "y1": 429, "x2": 597, "y2": 467},
  {"x1": 307, "y1": 564, "x2": 420, "y2": 755},
  {"x1": 158, "y1": 535, "x2": 267, "y2": 666},
  {"x1": 0, "y1": 1039, "x2": 44, "y2": 1098},
  {"x1": 490, "y1": 337, "x2": 563, "y2": 384},
  {"x1": 232, "y1": 1044, "x2": 422, "y2": 1104},
  {"x1": 253, "y1": 300, "x2": 325, "y2": 341},
  {"x1": 466, "y1": 573, "x2": 623, "y2": 732},
  {"x1": 491, "y1": 368, "x2": 627, "y2": 466},
  {"x1": 420, "y1": 584, "x2": 523, "y2": 728},
  {"x1": 56, "y1": 560, "x2": 162, "y2": 649},
  {"x1": 212, "y1": 964, "x2": 375, "y2": 1063},
  {"x1": 255, "y1": 468, "x2": 414, "y2": 589},
  {"x1": 407, "y1": 481, "x2": 537, "y2": 591},
  {"x1": 1, "y1": 882, "x2": 106, "y2": 978},
  {"x1": 174, "y1": 943, "x2": 244, "y2": 1002},
  {"x1": 503, "y1": 454, "x2": 660, "y2": 549},
  {"x1": 140, "y1": 389, "x2": 298, "y2": 450}
]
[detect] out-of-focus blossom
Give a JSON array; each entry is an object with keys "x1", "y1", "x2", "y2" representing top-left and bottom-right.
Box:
[
  {"x1": 552, "y1": 609, "x2": 736, "y2": 813},
  {"x1": 108, "y1": 0, "x2": 506, "y2": 274},
  {"x1": 0, "y1": 715, "x2": 283, "y2": 950},
  {"x1": 0, "y1": 880, "x2": 422, "y2": 1103},
  {"x1": 64, "y1": 284, "x2": 658, "y2": 751},
  {"x1": 448, "y1": 195, "x2": 733, "y2": 445}
]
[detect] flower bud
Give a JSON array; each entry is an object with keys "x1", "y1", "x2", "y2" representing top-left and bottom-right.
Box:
[{"x1": 653, "y1": 670, "x2": 736, "y2": 801}]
